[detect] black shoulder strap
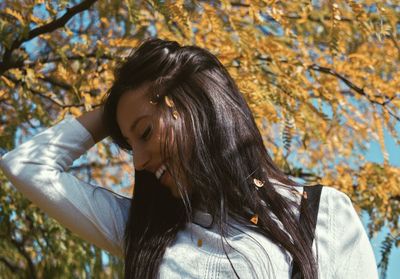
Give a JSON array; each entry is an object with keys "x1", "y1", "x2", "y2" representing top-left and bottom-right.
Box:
[{"x1": 291, "y1": 184, "x2": 323, "y2": 279}]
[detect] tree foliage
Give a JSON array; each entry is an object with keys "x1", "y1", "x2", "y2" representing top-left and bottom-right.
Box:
[{"x1": 0, "y1": 0, "x2": 399, "y2": 277}]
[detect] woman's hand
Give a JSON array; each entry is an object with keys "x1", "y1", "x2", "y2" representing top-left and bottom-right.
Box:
[{"x1": 76, "y1": 106, "x2": 109, "y2": 144}]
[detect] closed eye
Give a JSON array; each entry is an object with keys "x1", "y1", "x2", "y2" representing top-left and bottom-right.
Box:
[
  {"x1": 141, "y1": 126, "x2": 152, "y2": 141},
  {"x1": 122, "y1": 125, "x2": 152, "y2": 145}
]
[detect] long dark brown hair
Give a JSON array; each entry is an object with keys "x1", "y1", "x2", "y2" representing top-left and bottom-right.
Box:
[{"x1": 102, "y1": 38, "x2": 319, "y2": 279}]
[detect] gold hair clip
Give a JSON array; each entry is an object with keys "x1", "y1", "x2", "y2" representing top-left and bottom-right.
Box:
[
  {"x1": 250, "y1": 214, "x2": 258, "y2": 225},
  {"x1": 172, "y1": 110, "x2": 179, "y2": 120},
  {"x1": 164, "y1": 95, "x2": 179, "y2": 119},
  {"x1": 253, "y1": 178, "x2": 264, "y2": 188},
  {"x1": 164, "y1": 95, "x2": 174, "y2": 108}
]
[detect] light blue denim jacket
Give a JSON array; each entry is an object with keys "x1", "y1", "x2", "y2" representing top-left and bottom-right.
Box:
[{"x1": 0, "y1": 116, "x2": 379, "y2": 278}]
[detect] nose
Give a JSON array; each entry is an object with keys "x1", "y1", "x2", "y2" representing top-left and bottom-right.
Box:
[{"x1": 132, "y1": 149, "x2": 151, "y2": 171}]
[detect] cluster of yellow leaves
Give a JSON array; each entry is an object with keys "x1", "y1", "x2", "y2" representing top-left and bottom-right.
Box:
[
  {"x1": 322, "y1": 162, "x2": 400, "y2": 236},
  {"x1": 0, "y1": 0, "x2": 399, "y2": 276},
  {"x1": 151, "y1": 0, "x2": 400, "y2": 240},
  {"x1": 0, "y1": 0, "x2": 398, "y2": 208}
]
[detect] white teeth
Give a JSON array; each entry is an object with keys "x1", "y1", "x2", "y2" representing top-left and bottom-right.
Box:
[{"x1": 155, "y1": 164, "x2": 167, "y2": 179}]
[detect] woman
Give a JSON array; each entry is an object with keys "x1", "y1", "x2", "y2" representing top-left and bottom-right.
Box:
[{"x1": 0, "y1": 38, "x2": 378, "y2": 279}]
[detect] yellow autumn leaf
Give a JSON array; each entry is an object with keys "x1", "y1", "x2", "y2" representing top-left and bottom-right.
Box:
[
  {"x1": 69, "y1": 107, "x2": 82, "y2": 117},
  {"x1": 4, "y1": 8, "x2": 25, "y2": 25}
]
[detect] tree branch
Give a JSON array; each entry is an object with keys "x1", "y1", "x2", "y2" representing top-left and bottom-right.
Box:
[
  {"x1": 9, "y1": 237, "x2": 37, "y2": 279},
  {"x1": 24, "y1": 53, "x2": 115, "y2": 68},
  {"x1": 39, "y1": 76, "x2": 73, "y2": 91},
  {"x1": 308, "y1": 64, "x2": 400, "y2": 121},
  {"x1": 0, "y1": 0, "x2": 98, "y2": 75},
  {"x1": 389, "y1": 195, "x2": 400, "y2": 202},
  {"x1": 69, "y1": 160, "x2": 129, "y2": 171},
  {"x1": 389, "y1": 33, "x2": 400, "y2": 60},
  {"x1": 3, "y1": 73, "x2": 86, "y2": 109},
  {"x1": 230, "y1": 2, "x2": 250, "y2": 7},
  {"x1": 0, "y1": 256, "x2": 21, "y2": 274}
]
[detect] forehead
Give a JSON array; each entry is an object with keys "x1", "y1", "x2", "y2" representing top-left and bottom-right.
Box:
[{"x1": 116, "y1": 82, "x2": 154, "y2": 131}]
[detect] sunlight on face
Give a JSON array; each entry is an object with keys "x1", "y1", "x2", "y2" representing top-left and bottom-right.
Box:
[{"x1": 116, "y1": 81, "x2": 180, "y2": 198}]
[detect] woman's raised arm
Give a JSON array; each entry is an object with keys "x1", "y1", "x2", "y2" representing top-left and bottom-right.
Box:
[
  {"x1": 76, "y1": 106, "x2": 108, "y2": 144},
  {"x1": 0, "y1": 108, "x2": 130, "y2": 258}
]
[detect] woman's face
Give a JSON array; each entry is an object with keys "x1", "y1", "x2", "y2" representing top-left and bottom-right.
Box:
[{"x1": 116, "y1": 81, "x2": 180, "y2": 198}]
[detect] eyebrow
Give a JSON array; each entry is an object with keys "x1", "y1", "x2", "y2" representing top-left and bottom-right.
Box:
[{"x1": 123, "y1": 115, "x2": 150, "y2": 139}]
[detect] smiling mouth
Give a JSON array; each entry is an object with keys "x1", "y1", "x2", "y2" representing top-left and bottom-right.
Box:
[{"x1": 155, "y1": 164, "x2": 167, "y2": 179}]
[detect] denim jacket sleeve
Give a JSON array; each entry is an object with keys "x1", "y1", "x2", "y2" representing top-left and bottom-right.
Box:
[{"x1": 0, "y1": 116, "x2": 130, "y2": 258}]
